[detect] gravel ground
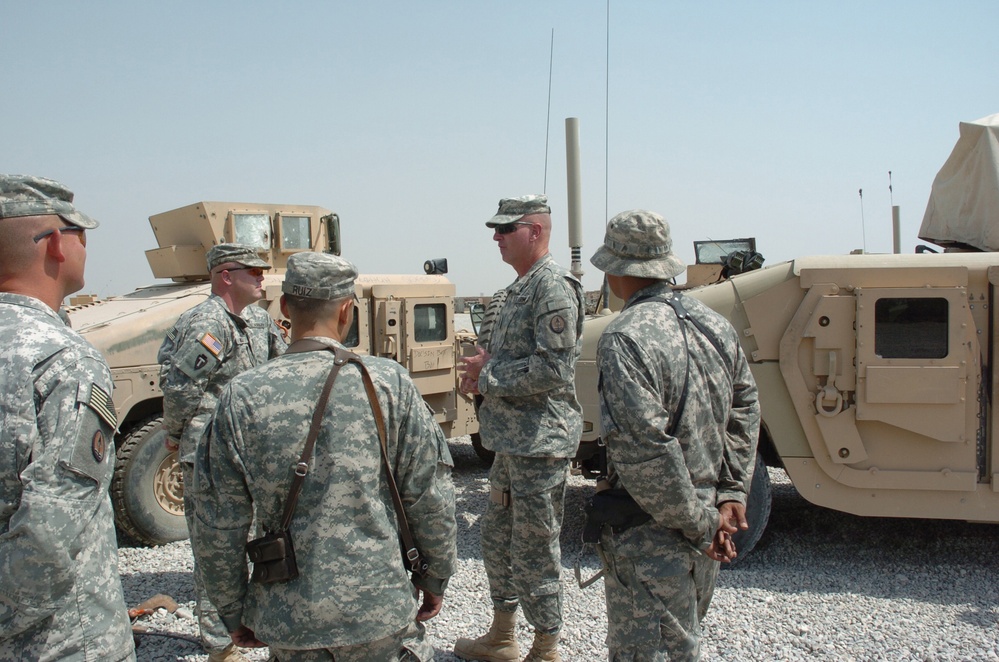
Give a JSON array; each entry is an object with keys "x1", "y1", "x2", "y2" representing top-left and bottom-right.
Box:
[{"x1": 121, "y1": 436, "x2": 999, "y2": 661}]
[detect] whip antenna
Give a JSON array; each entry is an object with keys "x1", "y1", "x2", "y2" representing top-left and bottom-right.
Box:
[
  {"x1": 543, "y1": 28, "x2": 554, "y2": 193},
  {"x1": 858, "y1": 188, "x2": 867, "y2": 253}
]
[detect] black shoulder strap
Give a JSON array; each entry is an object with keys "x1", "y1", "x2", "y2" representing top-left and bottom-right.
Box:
[{"x1": 629, "y1": 291, "x2": 729, "y2": 436}]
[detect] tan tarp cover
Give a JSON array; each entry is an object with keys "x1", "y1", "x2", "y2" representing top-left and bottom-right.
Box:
[{"x1": 918, "y1": 114, "x2": 999, "y2": 251}]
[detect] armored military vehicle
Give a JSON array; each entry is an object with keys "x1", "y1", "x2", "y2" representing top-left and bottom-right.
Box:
[
  {"x1": 67, "y1": 201, "x2": 477, "y2": 546},
  {"x1": 571, "y1": 113, "x2": 999, "y2": 562}
]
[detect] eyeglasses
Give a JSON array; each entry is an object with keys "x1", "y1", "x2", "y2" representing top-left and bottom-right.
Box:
[
  {"x1": 33, "y1": 226, "x2": 87, "y2": 245},
  {"x1": 494, "y1": 222, "x2": 535, "y2": 235},
  {"x1": 225, "y1": 266, "x2": 265, "y2": 277}
]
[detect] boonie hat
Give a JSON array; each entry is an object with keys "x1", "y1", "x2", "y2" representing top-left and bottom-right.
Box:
[
  {"x1": 486, "y1": 194, "x2": 551, "y2": 227},
  {"x1": 590, "y1": 209, "x2": 686, "y2": 280},
  {"x1": 0, "y1": 174, "x2": 99, "y2": 229},
  {"x1": 282, "y1": 252, "x2": 357, "y2": 300},
  {"x1": 206, "y1": 243, "x2": 271, "y2": 272}
]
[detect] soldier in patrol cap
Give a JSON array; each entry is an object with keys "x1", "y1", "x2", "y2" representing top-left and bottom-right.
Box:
[
  {"x1": 192, "y1": 252, "x2": 457, "y2": 661},
  {"x1": 0, "y1": 175, "x2": 135, "y2": 660},
  {"x1": 158, "y1": 242, "x2": 287, "y2": 661},
  {"x1": 456, "y1": 195, "x2": 585, "y2": 662},
  {"x1": 589, "y1": 209, "x2": 760, "y2": 660}
]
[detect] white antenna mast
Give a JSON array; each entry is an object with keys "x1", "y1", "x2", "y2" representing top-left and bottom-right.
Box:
[{"x1": 543, "y1": 28, "x2": 554, "y2": 193}]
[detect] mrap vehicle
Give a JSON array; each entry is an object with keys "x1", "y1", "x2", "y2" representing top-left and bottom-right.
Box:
[
  {"x1": 67, "y1": 201, "x2": 477, "y2": 546},
  {"x1": 570, "y1": 113, "x2": 999, "y2": 561}
]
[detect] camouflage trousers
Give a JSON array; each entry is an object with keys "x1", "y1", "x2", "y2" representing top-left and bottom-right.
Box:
[
  {"x1": 597, "y1": 531, "x2": 720, "y2": 662},
  {"x1": 267, "y1": 621, "x2": 430, "y2": 661},
  {"x1": 182, "y1": 463, "x2": 235, "y2": 654},
  {"x1": 481, "y1": 453, "x2": 569, "y2": 634}
]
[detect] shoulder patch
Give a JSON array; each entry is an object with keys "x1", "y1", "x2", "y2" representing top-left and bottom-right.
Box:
[
  {"x1": 92, "y1": 430, "x2": 107, "y2": 462},
  {"x1": 87, "y1": 383, "x2": 118, "y2": 430},
  {"x1": 550, "y1": 314, "x2": 566, "y2": 334},
  {"x1": 199, "y1": 332, "x2": 224, "y2": 357}
]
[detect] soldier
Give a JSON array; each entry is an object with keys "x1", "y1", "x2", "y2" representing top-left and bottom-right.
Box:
[
  {"x1": 158, "y1": 242, "x2": 287, "y2": 662},
  {"x1": 191, "y1": 252, "x2": 457, "y2": 661},
  {"x1": 588, "y1": 210, "x2": 760, "y2": 660},
  {"x1": 0, "y1": 175, "x2": 135, "y2": 661},
  {"x1": 455, "y1": 195, "x2": 584, "y2": 662}
]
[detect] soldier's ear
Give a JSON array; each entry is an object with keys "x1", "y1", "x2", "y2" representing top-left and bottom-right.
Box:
[{"x1": 279, "y1": 294, "x2": 289, "y2": 318}]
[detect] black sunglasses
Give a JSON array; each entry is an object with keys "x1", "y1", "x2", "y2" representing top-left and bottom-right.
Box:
[
  {"x1": 33, "y1": 226, "x2": 86, "y2": 243},
  {"x1": 225, "y1": 266, "x2": 265, "y2": 276},
  {"x1": 494, "y1": 222, "x2": 534, "y2": 235}
]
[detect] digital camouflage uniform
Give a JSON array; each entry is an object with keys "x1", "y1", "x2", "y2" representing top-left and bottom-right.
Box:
[
  {"x1": 0, "y1": 293, "x2": 135, "y2": 662},
  {"x1": 590, "y1": 209, "x2": 760, "y2": 662},
  {"x1": 477, "y1": 252, "x2": 584, "y2": 634},
  {"x1": 158, "y1": 291, "x2": 286, "y2": 652},
  {"x1": 192, "y1": 337, "x2": 457, "y2": 659}
]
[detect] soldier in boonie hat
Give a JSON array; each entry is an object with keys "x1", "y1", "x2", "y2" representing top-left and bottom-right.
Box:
[
  {"x1": 0, "y1": 174, "x2": 99, "y2": 229},
  {"x1": 206, "y1": 243, "x2": 271, "y2": 272},
  {"x1": 282, "y1": 252, "x2": 357, "y2": 301},
  {"x1": 589, "y1": 209, "x2": 686, "y2": 280},
  {"x1": 485, "y1": 194, "x2": 551, "y2": 228}
]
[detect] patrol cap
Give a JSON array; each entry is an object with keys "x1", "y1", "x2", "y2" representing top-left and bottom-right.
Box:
[
  {"x1": 282, "y1": 252, "x2": 357, "y2": 300},
  {"x1": 0, "y1": 174, "x2": 99, "y2": 229},
  {"x1": 206, "y1": 243, "x2": 271, "y2": 272},
  {"x1": 590, "y1": 209, "x2": 686, "y2": 280},
  {"x1": 486, "y1": 194, "x2": 551, "y2": 227}
]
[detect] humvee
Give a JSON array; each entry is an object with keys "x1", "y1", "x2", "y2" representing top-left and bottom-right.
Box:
[
  {"x1": 67, "y1": 201, "x2": 477, "y2": 546},
  {"x1": 570, "y1": 113, "x2": 999, "y2": 562}
]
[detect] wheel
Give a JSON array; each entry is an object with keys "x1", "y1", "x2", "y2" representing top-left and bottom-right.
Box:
[
  {"x1": 726, "y1": 453, "x2": 771, "y2": 567},
  {"x1": 111, "y1": 415, "x2": 189, "y2": 545},
  {"x1": 475, "y1": 289, "x2": 508, "y2": 353},
  {"x1": 470, "y1": 432, "x2": 495, "y2": 466}
]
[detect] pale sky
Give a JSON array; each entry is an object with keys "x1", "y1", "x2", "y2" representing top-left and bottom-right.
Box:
[{"x1": 3, "y1": 1, "x2": 996, "y2": 298}]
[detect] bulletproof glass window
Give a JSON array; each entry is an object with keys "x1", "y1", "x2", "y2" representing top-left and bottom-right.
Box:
[
  {"x1": 280, "y1": 215, "x2": 312, "y2": 250},
  {"x1": 233, "y1": 213, "x2": 271, "y2": 249},
  {"x1": 343, "y1": 306, "x2": 359, "y2": 348},
  {"x1": 874, "y1": 297, "x2": 948, "y2": 359},
  {"x1": 414, "y1": 303, "x2": 447, "y2": 342}
]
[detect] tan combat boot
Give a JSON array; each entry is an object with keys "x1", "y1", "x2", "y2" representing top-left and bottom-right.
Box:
[
  {"x1": 453, "y1": 609, "x2": 521, "y2": 662},
  {"x1": 206, "y1": 643, "x2": 248, "y2": 662},
  {"x1": 522, "y1": 630, "x2": 560, "y2": 662}
]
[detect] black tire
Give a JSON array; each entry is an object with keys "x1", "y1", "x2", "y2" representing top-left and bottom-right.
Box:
[
  {"x1": 725, "y1": 453, "x2": 771, "y2": 568},
  {"x1": 470, "y1": 432, "x2": 496, "y2": 466},
  {"x1": 476, "y1": 289, "x2": 508, "y2": 353},
  {"x1": 111, "y1": 415, "x2": 189, "y2": 546}
]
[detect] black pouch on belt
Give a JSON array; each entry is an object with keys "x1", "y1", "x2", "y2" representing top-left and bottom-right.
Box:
[
  {"x1": 582, "y1": 488, "x2": 653, "y2": 543},
  {"x1": 246, "y1": 528, "x2": 299, "y2": 584}
]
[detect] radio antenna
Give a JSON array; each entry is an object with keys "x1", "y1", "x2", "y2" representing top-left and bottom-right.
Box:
[
  {"x1": 858, "y1": 188, "x2": 868, "y2": 253},
  {"x1": 543, "y1": 28, "x2": 554, "y2": 193}
]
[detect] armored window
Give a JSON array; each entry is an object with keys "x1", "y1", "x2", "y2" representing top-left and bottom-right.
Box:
[
  {"x1": 343, "y1": 306, "x2": 359, "y2": 348},
  {"x1": 232, "y1": 213, "x2": 271, "y2": 248},
  {"x1": 279, "y1": 215, "x2": 312, "y2": 251},
  {"x1": 414, "y1": 303, "x2": 447, "y2": 342},
  {"x1": 874, "y1": 297, "x2": 948, "y2": 359}
]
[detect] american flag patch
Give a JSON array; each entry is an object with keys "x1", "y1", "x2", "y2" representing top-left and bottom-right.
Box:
[
  {"x1": 88, "y1": 384, "x2": 118, "y2": 430},
  {"x1": 199, "y1": 332, "x2": 223, "y2": 356}
]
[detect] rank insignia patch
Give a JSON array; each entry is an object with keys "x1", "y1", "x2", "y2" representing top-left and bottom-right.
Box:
[
  {"x1": 550, "y1": 314, "x2": 566, "y2": 334},
  {"x1": 92, "y1": 430, "x2": 106, "y2": 462}
]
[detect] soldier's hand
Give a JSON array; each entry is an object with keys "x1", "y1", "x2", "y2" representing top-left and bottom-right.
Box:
[
  {"x1": 706, "y1": 530, "x2": 737, "y2": 563},
  {"x1": 416, "y1": 589, "x2": 443, "y2": 622},
  {"x1": 717, "y1": 501, "x2": 748, "y2": 535},
  {"x1": 164, "y1": 436, "x2": 180, "y2": 452},
  {"x1": 230, "y1": 624, "x2": 266, "y2": 647}
]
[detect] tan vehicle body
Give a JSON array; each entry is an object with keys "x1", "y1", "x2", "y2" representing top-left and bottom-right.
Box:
[{"x1": 67, "y1": 201, "x2": 477, "y2": 545}]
